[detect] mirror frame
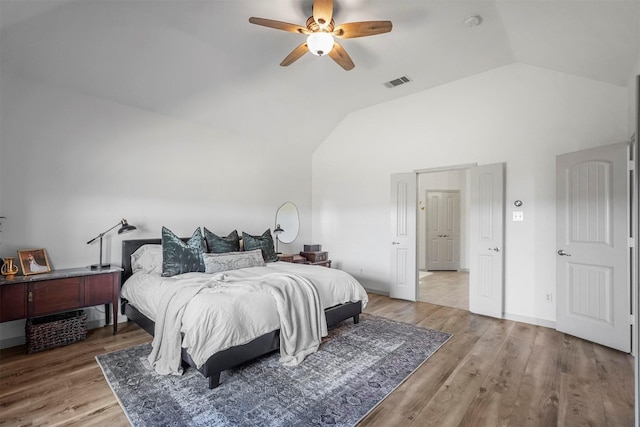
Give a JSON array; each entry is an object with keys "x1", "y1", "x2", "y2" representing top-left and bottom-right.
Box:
[{"x1": 275, "y1": 202, "x2": 299, "y2": 244}]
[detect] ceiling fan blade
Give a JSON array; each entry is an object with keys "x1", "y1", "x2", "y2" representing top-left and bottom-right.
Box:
[
  {"x1": 249, "y1": 17, "x2": 309, "y2": 34},
  {"x1": 280, "y1": 42, "x2": 309, "y2": 66},
  {"x1": 333, "y1": 21, "x2": 392, "y2": 39},
  {"x1": 328, "y1": 42, "x2": 354, "y2": 71},
  {"x1": 313, "y1": 0, "x2": 334, "y2": 28}
]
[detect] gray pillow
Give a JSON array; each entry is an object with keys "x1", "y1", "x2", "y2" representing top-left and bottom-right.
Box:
[
  {"x1": 161, "y1": 227, "x2": 205, "y2": 277},
  {"x1": 204, "y1": 228, "x2": 240, "y2": 253},
  {"x1": 203, "y1": 249, "x2": 265, "y2": 273},
  {"x1": 242, "y1": 229, "x2": 278, "y2": 263}
]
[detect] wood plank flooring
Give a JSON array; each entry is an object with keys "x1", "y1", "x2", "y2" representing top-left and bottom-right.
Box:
[
  {"x1": 0, "y1": 294, "x2": 634, "y2": 426},
  {"x1": 418, "y1": 271, "x2": 469, "y2": 310}
]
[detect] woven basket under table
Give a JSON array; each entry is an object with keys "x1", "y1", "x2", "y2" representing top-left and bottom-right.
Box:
[{"x1": 25, "y1": 310, "x2": 88, "y2": 354}]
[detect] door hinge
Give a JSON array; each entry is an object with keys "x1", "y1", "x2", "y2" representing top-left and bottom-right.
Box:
[
  {"x1": 631, "y1": 314, "x2": 635, "y2": 326},
  {"x1": 629, "y1": 160, "x2": 636, "y2": 171},
  {"x1": 630, "y1": 237, "x2": 636, "y2": 248}
]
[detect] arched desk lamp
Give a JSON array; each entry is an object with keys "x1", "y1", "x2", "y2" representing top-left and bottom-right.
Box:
[
  {"x1": 87, "y1": 219, "x2": 137, "y2": 270},
  {"x1": 273, "y1": 224, "x2": 284, "y2": 254}
]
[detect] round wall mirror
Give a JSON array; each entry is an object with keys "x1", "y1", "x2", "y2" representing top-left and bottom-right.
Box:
[{"x1": 275, "y1": 202, "x2": 299, "y2": 244}]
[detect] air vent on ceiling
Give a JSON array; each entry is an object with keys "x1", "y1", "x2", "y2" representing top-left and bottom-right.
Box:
[{"x1": 384, "y1": 76, "x2": 411, "y2": 88}]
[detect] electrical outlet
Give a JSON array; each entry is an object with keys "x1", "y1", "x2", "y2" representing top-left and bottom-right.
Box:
[{"x1": 545, "y1": 292, "x2": 553, "y2": 303}]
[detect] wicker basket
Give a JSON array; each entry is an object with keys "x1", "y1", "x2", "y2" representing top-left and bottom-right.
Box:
[{"x1": 25, "y1": 310, "x2": 87, "y2": 354}]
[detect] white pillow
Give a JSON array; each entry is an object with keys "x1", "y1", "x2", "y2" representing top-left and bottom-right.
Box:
[
  {"x1": 203, "y1": 249, "x2": 265, "y2": 274},
  {"x1": 131, "y1": 244, "x2": 163, "y2": 274}
]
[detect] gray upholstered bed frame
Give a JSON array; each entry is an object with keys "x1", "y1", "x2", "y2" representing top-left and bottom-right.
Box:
[{"x1": 120, "y1": 238, "x2": 362, "y2": 389}]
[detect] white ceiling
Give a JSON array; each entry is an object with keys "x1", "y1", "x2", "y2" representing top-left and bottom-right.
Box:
[{"x1": 1, "y1": 0, "x2": 639, "y2": 151}]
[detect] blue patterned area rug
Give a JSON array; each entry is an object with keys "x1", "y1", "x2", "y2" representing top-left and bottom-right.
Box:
[{"x1": 96, "y1": 314, "x2": 451, "y2": 427}]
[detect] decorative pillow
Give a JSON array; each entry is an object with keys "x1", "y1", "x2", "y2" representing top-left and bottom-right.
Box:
[
  {"x1": 161, "y1": 227, "x2": 205, "y2": 277},
  {"x1": 242, "y1": 229, "x2": 278, "y2": 263},
  {"x1": 204, "y1": 228, "x2": 240, "y2": 253},
  {"x1": 203, "y1": 249, "x2": 265, "y2": 273},
  {"x1": 131, "y1": 244, "x2": 162, "y2": 274}
]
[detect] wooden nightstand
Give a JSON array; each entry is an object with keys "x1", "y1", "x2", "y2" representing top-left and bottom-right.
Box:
[
  {"x1": 278, "y1": 254, "x2": 308, "y2": 263},
  {"x1": 279, "y1": 252, "x2": 332, "y2": 268},
  {"x1": 300, "y1": 251, "x2": 331, "y2": 267},
  {"x1": 0, "y1": 267, "x2": 121, "y2": 334}
]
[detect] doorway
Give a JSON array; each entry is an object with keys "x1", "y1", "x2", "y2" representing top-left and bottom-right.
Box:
[
  {"x1": 391, "y1": 163, "x2": 505, "y2": 318},
  {"x1": 417, "y1": 170, "x2": 469, "y2": 310}
]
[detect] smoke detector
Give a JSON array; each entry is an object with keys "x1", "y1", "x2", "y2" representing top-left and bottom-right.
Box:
[{"x1": 464, "y1": 15, "x2": 482, "y2": 27}]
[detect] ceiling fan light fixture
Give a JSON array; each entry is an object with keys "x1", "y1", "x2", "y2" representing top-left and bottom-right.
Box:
[{"x1": 307, "y1": 32, "x2": 334, "y2": 56}]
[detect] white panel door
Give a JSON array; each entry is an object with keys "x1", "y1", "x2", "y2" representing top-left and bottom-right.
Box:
[
  {"x1": 426, "y1": 191, "x2": 461, "y2": 271},
  {"x1": 469, "y1": 163, "x2": 505, "y2": 318},
  {"x1": 556, "y1": 142, "x2": 629, "y2": 352},
  {"x1": 390, "y1": 173, "x2": 417, "y2": 301}
]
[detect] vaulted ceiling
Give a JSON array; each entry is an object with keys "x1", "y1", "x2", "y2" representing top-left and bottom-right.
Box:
[{"x1": 1, "y1": 0, "x2": 638, "y2": 152}]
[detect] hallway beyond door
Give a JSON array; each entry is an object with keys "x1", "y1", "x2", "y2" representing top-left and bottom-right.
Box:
[{"x1": 418, "y1": 271, "x2": 469, "y2": 310}]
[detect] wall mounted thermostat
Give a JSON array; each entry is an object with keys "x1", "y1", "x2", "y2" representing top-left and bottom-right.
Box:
[{"x1": 514, "y1": 200, "x2": 523, "y2": 207}]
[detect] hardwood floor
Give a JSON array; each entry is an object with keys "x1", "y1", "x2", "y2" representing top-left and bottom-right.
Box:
[
  {"x1": 418, "y1": 271, "x2": 469, "y2": 310},
  {"x1": 0, "y1": 295, "x2": 634, "y2": 426}
]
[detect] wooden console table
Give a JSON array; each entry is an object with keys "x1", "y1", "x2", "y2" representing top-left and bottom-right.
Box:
[{"x1": 0, "y1": 267, "x2": 121, "y2": 334}]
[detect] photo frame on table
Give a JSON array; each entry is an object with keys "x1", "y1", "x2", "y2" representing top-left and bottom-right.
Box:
[{"x1": 18, "y1": 248, "x2": 51, "y2": 275}]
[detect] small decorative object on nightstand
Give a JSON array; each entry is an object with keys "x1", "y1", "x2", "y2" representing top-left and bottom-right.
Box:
[
  {"x1": 273, "y1": 224, "x2": 284, "y2": 254},
  {"x1": 299, "y1": 250, "x2": 331, "y2": 267},
  {"x1": 17, "y1": 248, "x2": 50, "y2": 275},
  {"x1": 1, "y1": 257, "x2": 19, "y2": 279}
]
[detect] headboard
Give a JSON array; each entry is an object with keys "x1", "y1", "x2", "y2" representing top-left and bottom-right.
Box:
[
  {"x1": 121, "y1": 237, "x2": 194, "y2": 285},
  {"x1": 121, "y1": 238, "x2": 162, "y2": 285}
]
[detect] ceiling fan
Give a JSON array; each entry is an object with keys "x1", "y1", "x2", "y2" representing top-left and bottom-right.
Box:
[{"x1": 249, "y1": 0, "x2": 392, "y2": 71}]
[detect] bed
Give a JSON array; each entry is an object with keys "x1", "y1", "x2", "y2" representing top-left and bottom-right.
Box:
[{"x1": 119, "y1": 238, "x2": 366, "y2": 389}]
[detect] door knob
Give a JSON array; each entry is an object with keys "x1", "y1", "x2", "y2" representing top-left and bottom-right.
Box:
[
  {"x1": 488, "y1": 247, "x2": 500, "y2": 252},
  {"x1": 392, "y1": 241, "x2": 400, "y2": 245},
  {"x1": 557, "y1": 249, "x2": 571, "y2": 256}
]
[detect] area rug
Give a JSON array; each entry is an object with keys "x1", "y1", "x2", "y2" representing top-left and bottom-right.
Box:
[{"x1": 96, "y1": 314, "x2": 451, "y2": 427}]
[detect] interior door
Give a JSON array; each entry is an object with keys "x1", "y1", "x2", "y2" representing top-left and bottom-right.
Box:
[
  {"x1": 469, "y1": 163, "x2": 505, "y2": 318},
  {"x1": 390, "y1": 173, "x2": 417, "y2": 301},
  {"x1": 556, "y1": 142, "x2": 629, "y2": 352},
  {"x1": 426, "y1": 191, "x2": 461, "y2": 271}
]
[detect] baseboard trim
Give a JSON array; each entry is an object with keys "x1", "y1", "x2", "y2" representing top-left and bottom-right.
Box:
[
  {"x1": 0, "y1": 335, "x2": 25, "y2": 349},
  {"x1": 503, "y1": 312, "x2": 555, "y2": 329},
  {"x1": 364, "y1": 288, "x2": 390, "y2": 297},
  {"x1": 0, "y1": 319, "x2": 115, "y2": 350}
]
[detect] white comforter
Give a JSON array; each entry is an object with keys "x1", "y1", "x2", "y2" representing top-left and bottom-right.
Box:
[{"x1": 121, "y1": 262, "x2": 368, "y2": 371}]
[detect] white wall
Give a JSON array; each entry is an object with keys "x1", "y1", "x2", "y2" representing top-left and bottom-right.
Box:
[
  {"x1": 630, "y1": 55, "x2": 640, "y2": 138},
  {"x1": 312, "y1": 63, "x2": 628, "y2": 325},
  {"x1": 0, "y1": 74, "x2": 313, "y2": 347}
]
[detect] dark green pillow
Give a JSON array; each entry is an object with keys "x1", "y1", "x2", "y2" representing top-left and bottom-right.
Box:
[
  {"x1": 204, "y1": 228, "x2": 240, "y2": 253},
  {"x1": 242, "y1": 229, "x2": 278, "y2": 263},
  {"x1": 161, "y1": 227, "x2": 205, "y2": 277}
]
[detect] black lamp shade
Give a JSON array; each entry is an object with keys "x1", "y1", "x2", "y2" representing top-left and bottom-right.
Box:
[{"x1": 118, "y1": 220, "x2": 137, "y2": 234}]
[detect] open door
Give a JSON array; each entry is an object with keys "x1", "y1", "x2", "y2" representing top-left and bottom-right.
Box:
[
  {"x1": 469, "y1": 163, "x2": 505, "y2": 318},
  {"x1": 556, "y1": 142, "x2": 630, "y2": 352},
  {"x1": 390, "y1": 173, "x2": 417, "y2": 301}
]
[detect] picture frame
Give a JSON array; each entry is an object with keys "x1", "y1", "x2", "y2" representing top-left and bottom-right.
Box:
[{"x1": 18, "y1": 248, "x2": 51, "y2": 275}]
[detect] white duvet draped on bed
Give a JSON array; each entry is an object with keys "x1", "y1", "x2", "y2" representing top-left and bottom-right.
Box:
[
  {"x1": 148, "y1": 272, "x2": 328, "y2": 375},
  {"x1": 121, "y1": 262, "x2": 368, "y2": 374}
]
